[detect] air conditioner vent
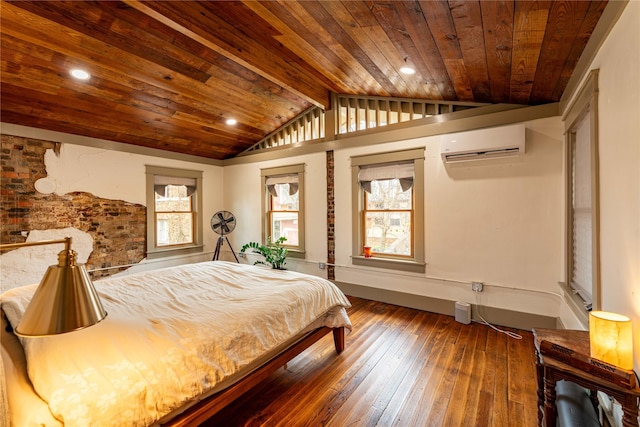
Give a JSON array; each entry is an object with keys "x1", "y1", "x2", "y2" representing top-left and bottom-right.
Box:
[{"x1": 441, "y1": 124, "x2": 525, "y2": 163}]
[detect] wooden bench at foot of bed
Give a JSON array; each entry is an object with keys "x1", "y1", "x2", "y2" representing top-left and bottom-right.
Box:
[{"x1": 164, "y1": 326, "x2": 345, "y2": 426}]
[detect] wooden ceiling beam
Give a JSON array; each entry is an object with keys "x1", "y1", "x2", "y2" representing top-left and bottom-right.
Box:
[{"x1": 122, "y1": 0, "x2": 330, "y2": 110}]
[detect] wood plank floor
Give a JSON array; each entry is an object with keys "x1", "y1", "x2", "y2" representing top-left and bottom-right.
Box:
[{"x1": 201, "y1": 296, "x2": 539, "y2": 426}]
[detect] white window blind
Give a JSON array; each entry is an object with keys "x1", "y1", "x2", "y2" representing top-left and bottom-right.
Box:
[
  {"x1": 154, "y1": 175, "x2": 197, "y2": 196},
  {"x1": 358, "y1": 161, "x2": 414, "y2": 193},
  {"x1": 265, "y1": 174, "x2": 299, "y2": 197},
  {"x1": 571, "y1": 113, "x2": 592, "y2": 307}
]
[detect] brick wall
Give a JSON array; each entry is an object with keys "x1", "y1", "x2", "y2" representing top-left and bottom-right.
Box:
[
  {"x1": 1, "y1": 134, "x2": 146, "y2": 278},
  {"x1": 326, "y1": 150, "x2": 335, "y2": 280}
]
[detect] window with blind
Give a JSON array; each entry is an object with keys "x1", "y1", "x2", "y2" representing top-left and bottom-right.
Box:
[
  {"x1": 261, "y1": 164, "x2": 305, "y2": 256},
  {"x1": 564, "y1": 69, "x2": 600, "y2": 318},
  {"x1": 360, "y1": 162, "x2": 414, "y2": 258},
  {"x1": 146, "y1": 166, "x2": 203, "y2": 259},
  {"x1": 154, "y1": 176, "x2": 196, "y2": 247},
  {"x1": 351, "y1": 148, "x2": 425, "y2": 273},
  {"x1": 267, "y1": 174, "x2": 300, "y2": 247},
  {"x1": 569, "y1": 112, "x2": 594, "y2": 308}
]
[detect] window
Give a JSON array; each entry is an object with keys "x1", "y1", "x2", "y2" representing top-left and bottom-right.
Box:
[
  {"x1": 261, "y1": 164, "x2": 305, "y2": 257},
  {"x1": 146, "y1": 166, "x2": 203, "y2": 259},
  {"x1": 362, "y1": 163, "x2": 414, "y2": 257},
  {"x1": 154, "y1": 177, "x2": 195, "y2": 246},
  {"x1": 563, "y1": 69, "x2": 600, "y2": 322},
  {"x1": 351, "y1": 148, "x2": 425, "y2": 272},
  {"x1": 267, "y1": 177, "x2": 299, "y2": 246},
  {"x1": 569, "y1": 113, "x2": 594, "y2": 307}
]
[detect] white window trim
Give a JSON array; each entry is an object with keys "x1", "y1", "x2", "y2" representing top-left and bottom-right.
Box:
[
  {"x1": 351, "y1": 148, "x2": 425, "y2": 273},
  {"x1": 145, "y1": 165, "x2": 203, "y2": 259},
  {"x1": 261, "y1": 164, "x2": 305, "y2": 258}
]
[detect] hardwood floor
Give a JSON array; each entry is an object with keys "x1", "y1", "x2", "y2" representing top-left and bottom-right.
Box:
[{"x1": 201, "y1": 296, "x2": 539, "y2": 426}]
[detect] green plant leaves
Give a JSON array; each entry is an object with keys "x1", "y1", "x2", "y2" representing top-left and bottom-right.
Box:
[{"x1": 240, "y1": 236, "x2": 288, "y2": 269}]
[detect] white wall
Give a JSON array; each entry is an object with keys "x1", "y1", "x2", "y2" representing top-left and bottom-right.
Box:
[
  {"x1": 38, "y1": 143, "x2": 148, "y2": 205},
  {"x1": 563, "y1": 1, "x2": 640, "y2": 372},
  {"x1": 332, "y1": 118, "x2": 564, "y2": 318},
  {"x1": 221, "y1": 118, "x2": 565, "y2": 318}
]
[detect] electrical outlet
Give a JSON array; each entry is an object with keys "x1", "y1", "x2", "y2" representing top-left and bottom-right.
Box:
[
  {"x1": 472, "y1": 281, "x2": 484, "y2": 292},
  {"x1": 319, "y1": 262, "x2": 326, "y2": 270}
]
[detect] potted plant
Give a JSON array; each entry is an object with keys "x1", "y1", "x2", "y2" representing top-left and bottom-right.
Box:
[{"x1": 240, "y1": 236, "x2": 288, "y2": 269}]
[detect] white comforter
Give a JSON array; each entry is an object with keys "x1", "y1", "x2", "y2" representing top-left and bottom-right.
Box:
[{"x1": 1, "y1": 261, "x2": 352, "y2": 426}]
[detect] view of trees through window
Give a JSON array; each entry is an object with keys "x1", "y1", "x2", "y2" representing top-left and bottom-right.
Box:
[
  {"x1": 155, "y1": 184, "x2": 194, "y2": 247},
  {"x1": 270, "y1": 183, "x2": 299, "y2": 246},
  {"x1": 364, "y1": 179, "x2": 412, "y2": 256}
]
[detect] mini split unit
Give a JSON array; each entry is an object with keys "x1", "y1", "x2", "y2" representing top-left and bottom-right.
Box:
[{"x1": 440, "y1": 124, "x2": 526, "y2": 163}]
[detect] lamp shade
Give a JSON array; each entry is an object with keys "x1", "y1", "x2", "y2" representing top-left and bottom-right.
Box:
[
  {"x1": 14, "y1": 242, "x2": 107, "y2": 337},
  {"x1": 589, "y1": 311, "x2": 633, "y2": 371}
]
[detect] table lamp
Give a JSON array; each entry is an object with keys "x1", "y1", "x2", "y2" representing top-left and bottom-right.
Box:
[
  {"x1": 589, "y1": 310, "x2": 633, "y2": 370},
  {"x1": 0, "y1": 237, "x2": 107, "y2": 336}
]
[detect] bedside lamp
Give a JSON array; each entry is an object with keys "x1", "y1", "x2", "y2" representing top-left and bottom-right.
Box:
[
  {"x1": 0, "y1": 237, "x2": 107, "y2": 337},
  {"x1": 589, "y1": 311, "x2": 633, "y2": 370}
]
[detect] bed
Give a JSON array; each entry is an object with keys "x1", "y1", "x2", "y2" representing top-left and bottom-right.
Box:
[{"x1": 0, "y1": 260, "x2": 352, "y2": 426}]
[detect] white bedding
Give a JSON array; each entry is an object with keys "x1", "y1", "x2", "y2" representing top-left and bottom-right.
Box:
[{"x1": 1, "y1": 261, "x2": 351, "y2": 426}]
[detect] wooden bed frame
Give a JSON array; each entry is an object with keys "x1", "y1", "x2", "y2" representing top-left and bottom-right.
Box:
[{"x1": 164, "y1": 326, "x2": 345, "y2": 426}]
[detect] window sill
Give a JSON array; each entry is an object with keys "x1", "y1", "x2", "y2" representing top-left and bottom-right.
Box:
[
  {"x1": 147, "y1": 244, "x2": 204, "y2": 260},
  {"x1": 287, "y1": 250, "x2": 306, "y2": 259},
  {"x1": 558, "y1": 281, "x2": 589, "y2": 328},
  {"x1": 351, "y1": 256, "x2": 425, "y2": 273}
]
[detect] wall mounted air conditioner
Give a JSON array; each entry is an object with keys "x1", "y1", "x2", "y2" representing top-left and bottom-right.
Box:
[{"x1": 440, "y1": 124, "x2": 525, "y2": 163}]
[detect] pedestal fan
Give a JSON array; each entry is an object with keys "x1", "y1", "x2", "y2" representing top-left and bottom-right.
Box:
[{"x1": 210, "y1": 210, "x2": 239, "y2": 262}]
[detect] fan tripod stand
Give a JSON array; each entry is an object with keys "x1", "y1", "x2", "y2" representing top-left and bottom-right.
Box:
[{"x1": 212, "y1": 235, "x2": 239, "y2": 262}]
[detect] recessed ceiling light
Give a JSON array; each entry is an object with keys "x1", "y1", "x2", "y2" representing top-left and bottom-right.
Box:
[
  {"x1": 226, "y1": 119, "x2": 237, "y2": 125},
  {"x1": 70, "y1": 69, "x2": 91, "y2": 80},
  {"x1": 400, "y1": 67, "x2": 416, "y2": 75}
]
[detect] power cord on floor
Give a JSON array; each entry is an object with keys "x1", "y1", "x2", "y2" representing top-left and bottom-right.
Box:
[{"x1": 473, "y1": 290, "x2": 523, "y2": 340}]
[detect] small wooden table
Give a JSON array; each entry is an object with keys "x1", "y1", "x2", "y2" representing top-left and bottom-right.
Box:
[{"x1": 532, "y1": 328, "x2": 640, "y2": 427}]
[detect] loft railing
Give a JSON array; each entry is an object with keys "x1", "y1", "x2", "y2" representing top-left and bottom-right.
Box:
[
  {"x1": 336, "y1": 94, "x2": 484, "y2": 134},
  {"x1": 243, "y1": 107, "x2": 325, "y2": 153},
  {"x1": 241, "y1": 94, "x2": 488, "y2": 154}
]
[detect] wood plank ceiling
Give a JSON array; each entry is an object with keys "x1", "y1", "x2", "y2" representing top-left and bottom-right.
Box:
[{"x1": 0, "y1": 1, "x2": 608, "y2": 160}]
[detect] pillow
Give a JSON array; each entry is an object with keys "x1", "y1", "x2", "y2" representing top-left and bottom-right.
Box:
[{"x1": 0, "y1": 284, "x2": 36, "y2": 328}]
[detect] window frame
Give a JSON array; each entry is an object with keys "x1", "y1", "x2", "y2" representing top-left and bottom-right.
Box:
[
  {"x1": 351, "y1": 148, "x2": 425, "y2": 273},
  {"x1": 261, "y1": 164, "x2": 305, "y2": 258},
  {"x1": 146, "y1": 165, "x2": 203, "y2": 259},
  {"x1": 562, "y1": 69, "x2": 600, "y2": 325}
]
